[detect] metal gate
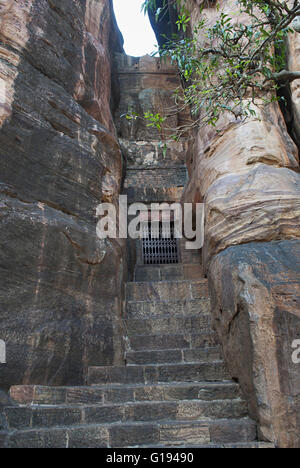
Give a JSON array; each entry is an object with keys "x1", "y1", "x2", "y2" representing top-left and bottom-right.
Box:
[{"x1": 141, "y1": 221, "x2": 179, "y2": 265}]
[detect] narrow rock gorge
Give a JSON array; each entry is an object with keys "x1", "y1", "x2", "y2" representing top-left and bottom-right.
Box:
[{"x1": 0, "y1": 0, "x2": 299, "y2": 449}]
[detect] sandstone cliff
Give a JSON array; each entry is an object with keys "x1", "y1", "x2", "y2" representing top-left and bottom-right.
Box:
[
  {"x1": 0, "y1": 0, "x2": 125, "y2": 389},
  {"x1": 288, "y1": 30, "x2": 300, "y2": 145},
  {"x1": 177, "y1": 0, "x2": 300, "y2": 448}
]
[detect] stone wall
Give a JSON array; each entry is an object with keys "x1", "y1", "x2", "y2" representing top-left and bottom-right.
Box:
[
  {"x1": 114, "y1": 54, "x2": 191, "y2": 279},
  {"x1": 0, "y1": 0, "x2": 126, "y2": 390},
  {"x1": 115, "y1": 53, "x2": 190, "y2": 205},
  {"x1": 176, "y1": 0, "x2": 300, "y2": 447},
  {"x1": 115, "y1": 54, "x2": 190, "y2": 142}
]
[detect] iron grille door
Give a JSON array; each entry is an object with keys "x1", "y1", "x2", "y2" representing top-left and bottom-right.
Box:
[{"x1": 142, "y1": 221, "x2": 179, "y2": 265}]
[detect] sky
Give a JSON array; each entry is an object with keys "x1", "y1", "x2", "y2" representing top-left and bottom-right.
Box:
[{"x1": 113, "y1": 0, "x2": 158, "y2": 57}]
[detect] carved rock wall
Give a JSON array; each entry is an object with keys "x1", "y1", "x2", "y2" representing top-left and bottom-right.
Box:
[
  {"x1": 0, "y1": 0, "x2": 125, "y2": 390},
  {"x1": 179, "y1": 0, "x2": 300, "y2": 447}
]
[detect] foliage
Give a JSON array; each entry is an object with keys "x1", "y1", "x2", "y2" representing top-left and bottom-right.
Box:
[
  {"x1": 140, "y1": 0, "x2": 300, "y2": 134},
  {"x1": 123, "y1": 109, "x2": 166, "y2": 130}
]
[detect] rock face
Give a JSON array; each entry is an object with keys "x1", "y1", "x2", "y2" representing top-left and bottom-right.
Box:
[
  {"x1": 148, "y1": 0, "x2": 179, "y2": 48},
  {"x1": 173, "y1": 0, "x2": 300, "y2": 447},
  {"x1": 287, "y1": 31, "x2": 300, "y2": 145},
  {"x1": 209, "y1": 241, "x2": 300, "y2": 448},
  {"x1": 184, "y1": 103, "x2": 300, "y2": 266},
  {"x1": 0, "y1": 0, "x2": 125, "y2": 390}
]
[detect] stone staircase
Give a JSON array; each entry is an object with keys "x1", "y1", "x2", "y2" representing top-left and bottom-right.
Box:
[{"x1": 0, "y1": 267, "x2": 273, "y2": 448}]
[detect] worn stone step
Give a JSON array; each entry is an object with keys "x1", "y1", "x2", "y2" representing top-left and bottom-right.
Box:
[
  {"x1": 201, "y1": 442, "x2": 274, "y2": 448},
  {"x1": 128, "y1": 332, "x2": 219, "y2": 351},
  {"x1": 137, "y1": 442, "x2": 274, "y2": 449},
  {"x1": 3, "y1": 400, "x2": 249, "y2": 430},
  {"x1": 126, "y1": 280, "x2": 209, "y2": 302},
  {"x1": 125, "y1": 315, "x2": 212, "y2": 337},
  {"x1": 6, "y1": 424, "x2": 109, "y2": 448},
  {"x1": 10, "y1": 381, "x2": 239, "y2": 406},
  {"x1": 126, "y1": 298, "x2": 211, "y2": 320},
  {"x1": 5, "y1": 418, "x2": 257, "y2": 448},
  {"x1": 128, "y1": 381, "x2": 240, "y2": 403},
  {"x1": 88, "y1": 361, "x2": 230, "y2": 386},
  {"x1": 125, "y1": 347, "x2": 222, "y2": 365},
  {"x1": 134, "y1": 264, "x2": 204, "y2": 282}
]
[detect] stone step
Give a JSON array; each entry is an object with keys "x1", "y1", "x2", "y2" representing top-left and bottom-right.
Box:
[
  {"x1": 11, "y1": 381, "x2": 240, "y2": 406},
  {"x1": 125, "y1": 186, "x2": 184, "y2": 204},
  {"x1": 124, "y1": 315, "x2": 212, "y2": 337},
  {"x1": 128, "y1": 332, "x2": 219, "y2": 351},
  {"x1": 126, "y1": 298, "x2": 211, "y2": 320},
  {"x1": 126, "y1": 280, "x2": 209, "y2": 302},
  {"x1": 125, "y1": 347, "x2": 222, "y2": 365},
  {"x1": 3, "y1": 399, "x2": 248, "y2": 431},
  {"x1": 4, "y1": 418, "x2": 257, "y2": 448},
  {"x1": 87, "y1": 361, "x2": 230, "y2": 386},
  {"x1": 137, "y1": 442, "x2": 274, "y2": 449},
  {"x1": 134, "y1": 264, "x2": 204, "y2": 282}
]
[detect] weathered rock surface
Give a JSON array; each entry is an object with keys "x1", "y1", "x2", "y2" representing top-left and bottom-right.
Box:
[
  {"x1": 174, "y1": 0, "x2": 300, "y2": 448},
  {"x1": 287, "y1": 31, "x2": 300, "y2": 145},
  {"x1": 148, "y1": 0, "x2": 180, "y2": 48},
  {"x1": 209, "y1": 241, "x2": 300, "y2": 448},
  {"x1": 183, "y1": 103, "x2": 300, "y2": 266},
  {"x1": 0, "y1": 0, "x2": 125, "y2": 389},
  {"x1": 181, "y1": 2, "x2": 300, "y2": 266}
]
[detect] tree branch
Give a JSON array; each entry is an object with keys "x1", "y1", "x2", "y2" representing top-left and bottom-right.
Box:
[{"x1": 270, "y1": 70, "x2": 300, "y2": 82}]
